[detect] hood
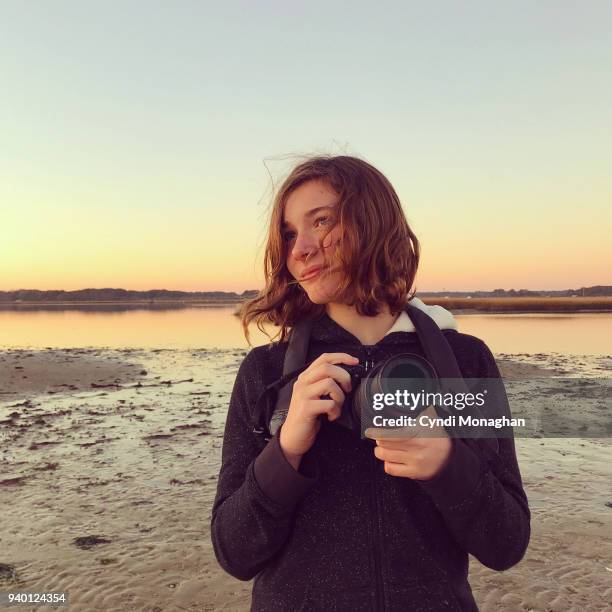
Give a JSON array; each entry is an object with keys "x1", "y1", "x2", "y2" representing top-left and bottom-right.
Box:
[
  {"x1": 386, "y1": 297, "x2": 458, "y2": 335},
  {"x1": 310, "y1": 296, "x2": 458, "y2": 345}
]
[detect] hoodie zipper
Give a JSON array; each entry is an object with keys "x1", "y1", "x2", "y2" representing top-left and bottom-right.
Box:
[
  {"x1": 362, "y1": 345, "x2": 385, "y2": 611},
  {"x1": 371, "y1": 454, "x2": 386, "y2": 611},
  {"x1": 362, "y1": 345, "x2": 375, "y2": 373}
]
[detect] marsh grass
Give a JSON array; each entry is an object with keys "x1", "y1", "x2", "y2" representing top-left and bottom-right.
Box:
[{"x1": 421, "y1": 296, "x2": 612, "y2": 312}]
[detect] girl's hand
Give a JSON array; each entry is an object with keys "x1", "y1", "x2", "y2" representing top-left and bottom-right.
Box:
[
  {"x1": 366, "y1": 406, "x2": 453, "y2": 480},
  {"x1": 372, "y1": 434, "x2": 452, "y2": 480},
  {"x1": 279, "y1": 352, "x2": 359, "y2": 466}
]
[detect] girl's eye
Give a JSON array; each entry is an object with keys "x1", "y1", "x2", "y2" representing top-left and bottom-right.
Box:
[{"x1": 282, "y1": 216, "x2": 333, "y2": 243}]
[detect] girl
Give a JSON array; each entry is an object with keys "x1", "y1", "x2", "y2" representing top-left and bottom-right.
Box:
[{"x1": 211, "y1": 155, "x2": 530, "y2": 611}]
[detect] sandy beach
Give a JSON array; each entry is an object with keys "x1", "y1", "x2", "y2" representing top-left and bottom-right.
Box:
[{"x1": 1, "y1": 347, "x2": 610, "y2": 611}]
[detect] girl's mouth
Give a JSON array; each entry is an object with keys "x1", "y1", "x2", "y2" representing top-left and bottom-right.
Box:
[{"x1": 301, "y1": 267, "x2": 322, "y2": 281}]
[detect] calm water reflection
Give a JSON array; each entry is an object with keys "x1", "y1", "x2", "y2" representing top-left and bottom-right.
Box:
[{"x1": 0, "y1": 306, "x2": 610, "y2": 355}]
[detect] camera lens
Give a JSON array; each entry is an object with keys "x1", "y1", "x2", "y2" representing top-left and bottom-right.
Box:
[{"x1": 379, "y1": 355, "x2": 438, "y2": 396}]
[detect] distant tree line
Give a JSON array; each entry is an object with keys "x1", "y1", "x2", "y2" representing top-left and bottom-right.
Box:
[
  {"x1": 0, "y1": 286, "x2": 609, "y2": 303},
  {"x1": 417, "y1": 286, "x2": 611, "y2": 298},
  {"x1": 0, "y1": 288, "x2": 260, "y2": 303}
]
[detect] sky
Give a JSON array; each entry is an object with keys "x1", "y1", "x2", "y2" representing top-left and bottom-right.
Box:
[{"x1": 1, "y1": 1, "x2": 610, "y2": 293}]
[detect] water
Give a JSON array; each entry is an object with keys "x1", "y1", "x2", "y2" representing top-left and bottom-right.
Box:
[{"x1": 0, "y1": 306, "x2": 610, "y2": 355}]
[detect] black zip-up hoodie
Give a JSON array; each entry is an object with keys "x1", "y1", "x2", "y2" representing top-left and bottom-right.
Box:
[{"x1": 211, "y1": 311, "x2": 531, "y2": 611}]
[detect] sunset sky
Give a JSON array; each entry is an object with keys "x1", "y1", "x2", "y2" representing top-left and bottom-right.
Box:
[{"x1": 2, "y1": 2, "x2": 610, "y2": 293}]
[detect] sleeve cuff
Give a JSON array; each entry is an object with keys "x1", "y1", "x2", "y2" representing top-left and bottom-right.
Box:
[
  {"x1": 418, "y1": 438, "x2": 483, "y2": 508},
  {"x1": 253, "y1": 426, "x2": 319, "y2": 508}
]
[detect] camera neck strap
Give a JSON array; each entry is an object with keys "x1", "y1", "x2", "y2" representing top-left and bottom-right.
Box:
[
  {"x1": 403, "y1": 303, "x2": 464, "y2": 380},
  {"x1": 252, "y1": 303, "x2": 499, "y2": 460},
  {"x1": 258, "y1": 305, "x2": 464, "y2": 438}
]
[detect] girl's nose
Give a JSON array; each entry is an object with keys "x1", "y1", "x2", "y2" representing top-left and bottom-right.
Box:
[{"x1": 291, "y1": 231, "x2": 318, "y2": 261}]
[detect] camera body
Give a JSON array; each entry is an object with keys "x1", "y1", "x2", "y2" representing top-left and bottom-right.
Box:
[
  {"x1": 321, "y1": 361, "x2": 367, "y2": 430},
  {"x1": 323, "y1": 353, "x2": 439, "y2": 433}
]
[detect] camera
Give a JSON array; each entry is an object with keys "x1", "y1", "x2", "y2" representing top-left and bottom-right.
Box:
[{"x1": 321, "y1": 353, "x2": 439, "y2": 433}]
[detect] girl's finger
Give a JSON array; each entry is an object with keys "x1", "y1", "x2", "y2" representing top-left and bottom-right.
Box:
[
  {"x1": 303, "y1": 398, "x2": 338, "y2": 419},
  {"x1": 310, "y1": 352, "x2": 359, "y2": 368},
  {"x1": 301, "y1": 363, "x2": 352, "y2": 393},
  {"x1": 304, "y1": 377, "x2": 345, "y2": 405}
]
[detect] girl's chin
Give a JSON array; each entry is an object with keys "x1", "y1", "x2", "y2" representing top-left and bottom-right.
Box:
[{"x1": 303, "y1": 286, "x2": 338, "y2": 305}]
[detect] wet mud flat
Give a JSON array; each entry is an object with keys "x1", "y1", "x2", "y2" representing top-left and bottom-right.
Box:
[{"x1": 0, "y1": 348, "x2": 610, "y2": 611}]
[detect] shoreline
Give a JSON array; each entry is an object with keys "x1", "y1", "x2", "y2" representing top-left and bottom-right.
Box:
[
  {"x1": 1, "y1": 296, "x2": 611, "y2": 315},
  {"x1": 0, "y1": 300, "x2": 240, "y2": 308}
]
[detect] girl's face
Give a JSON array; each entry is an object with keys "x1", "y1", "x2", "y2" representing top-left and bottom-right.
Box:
[{"x1": 282, "y1": 179, "x2": 345, "y2": 305}]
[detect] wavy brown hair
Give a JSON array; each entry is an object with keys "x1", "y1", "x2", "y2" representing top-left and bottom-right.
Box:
[{"x1": 240, "y1": 155, "x2": 420, "y2": 344}]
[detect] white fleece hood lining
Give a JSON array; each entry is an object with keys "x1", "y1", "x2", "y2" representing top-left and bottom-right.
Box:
[{"x1": 385, "y1": 297, "x2": 458, "y2": 335}]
